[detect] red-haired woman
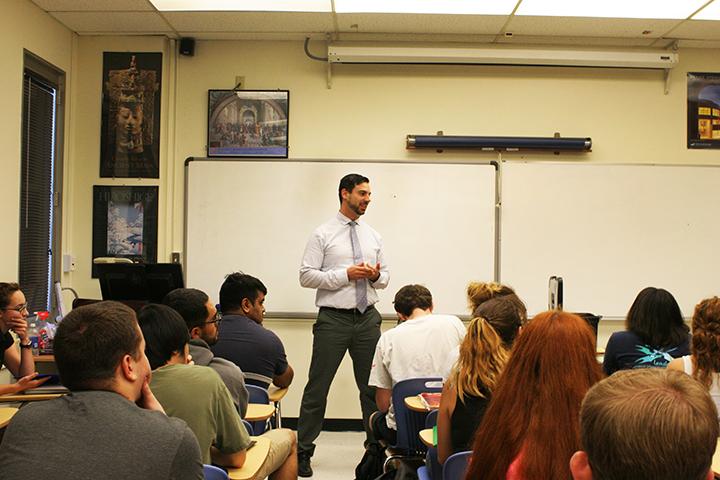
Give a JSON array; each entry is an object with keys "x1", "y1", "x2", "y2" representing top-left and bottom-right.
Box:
[
  {"x1": 465, "y1": 311, "x2": 603, "y2": 480},
  {"x1": 669, "y1": 296, "x2": 720, "y2": 415}
]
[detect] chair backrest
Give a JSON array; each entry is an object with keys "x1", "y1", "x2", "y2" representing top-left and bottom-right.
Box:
[
  {"x1": 246, "y1": 385, "x2": 270, "y2": 434},
  {"x1": 391, "y1": 377, "x2": 443, "y2": 453},
  {"x1": 425, "y1": 408, "x2": 438, "y2": 428},
  {"x1": 442, "y1": 451, "x2": 471, "y2": 480},
  {"x1": 246, "y1": 385, "x2": 269, "y2": 404},
  {"x1": 203, "y1": 464, "x2": 229, "y2": 480}
]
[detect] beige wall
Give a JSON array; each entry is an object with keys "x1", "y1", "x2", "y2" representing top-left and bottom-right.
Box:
[
  {"x1": 10, "y1": 24, "x2": 719, "y2": 417},
  {"x1": 0, "y1": 0, "x2": 73, "y2": 281}
]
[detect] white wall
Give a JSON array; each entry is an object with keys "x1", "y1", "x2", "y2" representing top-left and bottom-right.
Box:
[
  {"x1": 58, "y1": 37, "x2": 720, "y2": 418},
  {"x1": 0, "y1": 0, "x2": 73, "y2": 281}
]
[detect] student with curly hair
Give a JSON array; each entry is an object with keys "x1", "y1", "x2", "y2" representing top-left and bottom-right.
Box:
[
  {"x1": 669, "y1": 296, "x2": 720, "y2": 414},
  {"x1": 603, "y1": 287, "x2": 690, "y2": 376},
  {"x1": 465, "y1": 311, "x2": 603, "y2": 480},
  {"x1": 436, "y1": 295, "x2": 524, "y2": 464}
]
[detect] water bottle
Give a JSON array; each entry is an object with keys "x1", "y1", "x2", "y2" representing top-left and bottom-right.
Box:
[{"x1": 27, "y1": 320, "x2": 40, "y2": 356}]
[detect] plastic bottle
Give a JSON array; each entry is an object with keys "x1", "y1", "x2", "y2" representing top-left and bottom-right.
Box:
[{"x1": 27, "y1": 320, "x2": 40, "y2": 356}]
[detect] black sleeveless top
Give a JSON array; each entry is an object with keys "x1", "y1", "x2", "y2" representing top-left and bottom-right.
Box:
[{"x1": 450, "y1": 389, "x2": 490, "y2": 453}]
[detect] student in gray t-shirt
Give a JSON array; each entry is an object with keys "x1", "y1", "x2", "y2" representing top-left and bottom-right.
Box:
[{"x1": 0, "y1": 301, "x2": 203, "y2": 480}]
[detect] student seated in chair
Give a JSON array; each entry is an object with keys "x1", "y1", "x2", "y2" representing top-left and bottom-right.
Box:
[
  {"x1": 368, "y1": 284, "x2": 466, "y2": 446},
  {"x1": 0, "y1": 282, "x2": 48, "y2": 395},
  {"x1": 212, "y1": 272, "x2": 294, "y2": 390},
  {"x1": 162, "y1": 287, "x2": 249, "y2": 417},
  {"x1": 570, "y1": 368, "x2": 718, "y2": 480},
  {"x1": 0, "y1": 301, "x2": 203, "y2": 480},
  {"x1": 138, "y1": 304, "x2": 298, "y2": 480}
]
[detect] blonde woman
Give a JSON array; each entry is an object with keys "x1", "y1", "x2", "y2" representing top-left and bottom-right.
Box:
[
  {"x1": 436, "y1": 295, "x2": 524, "y2": 463},
  {"x1": 668, "y1": 296, "x2": 720, "y2": 413}
]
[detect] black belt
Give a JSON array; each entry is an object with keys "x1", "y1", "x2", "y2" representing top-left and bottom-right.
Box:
[{"x1": 320, "y1": 305, "x2": 375, "y2": 315}]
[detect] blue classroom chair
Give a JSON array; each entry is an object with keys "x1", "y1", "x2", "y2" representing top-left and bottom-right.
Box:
[
  {"x1": 442, "y1": 451, "x2": 471, "y2": 480},
  {"x1": 203, "y1": 464, "x2": 228, "y2": 480}
]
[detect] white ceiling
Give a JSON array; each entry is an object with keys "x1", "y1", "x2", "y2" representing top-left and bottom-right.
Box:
[{"x1": 28, "y1": 0, "x2": 720, "y2": 48}]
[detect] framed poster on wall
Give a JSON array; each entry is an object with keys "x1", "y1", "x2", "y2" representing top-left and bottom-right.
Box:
[
  {"x1": 688, "y1": 72, "x2": 720, "y2": 149},
  {"x1": 207, "y1": 90, "x2": 289, "y2": 157},
  {"x1": 100, "y1": 52, "x2": 162, "y2": 177},
  {"x1": 91, "y1": 186, "x2": 158, "y2": 277}
]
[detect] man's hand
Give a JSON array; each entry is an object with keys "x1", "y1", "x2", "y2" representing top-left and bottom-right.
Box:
[
  {"x1": 13, "y1": 373, "x2": 50, "y2": 393},
  {"x1": 137, "y1": 378, "x2": 165, "y2": 413},
  {"x1": 5, "y1": 317, "x2": 28, "y2": 342},
  {"x1": 347, "y1": 263, "x2": 379, "y2": 281}
]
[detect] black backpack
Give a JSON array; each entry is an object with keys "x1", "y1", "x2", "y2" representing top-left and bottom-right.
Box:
[{"x1": 354, "y1": 443, "x2": 387, "y2": 480}]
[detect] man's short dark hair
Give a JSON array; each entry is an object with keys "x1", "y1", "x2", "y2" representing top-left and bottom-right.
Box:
[
  {"x1": 393, "y1": 284, "x2": 433, "y2": 317},
  {"x1": 163, "y1": 288, "x2": 209, "y2": 331},
  {"x1": 219, "y1": 272, "x2": 267, "y2": 313},
  {"x1": 54, "y1": 301, "x2": 141, "y2": 391},
  {"x1": 137, "y1": 304, "x2": 190, "y2": 370},
  {"x1": 338, "y1": 173, "x2": 370, "y2": 204},
  {"x1": 0, "y1": 282, "x2": 21, "y2": 309}
]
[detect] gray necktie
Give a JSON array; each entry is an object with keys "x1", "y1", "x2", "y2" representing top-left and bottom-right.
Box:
[{"x1": 349, "y1": 221, "x2": 369, "y2": 313}]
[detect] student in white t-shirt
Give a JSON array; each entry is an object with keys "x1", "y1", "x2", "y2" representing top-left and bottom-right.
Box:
[{"x1": 367, "y1": 284, "x2": 466, "y2": 445}]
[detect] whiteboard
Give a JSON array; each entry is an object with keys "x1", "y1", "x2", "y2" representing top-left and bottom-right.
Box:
[
  {"x1": 185, "y1": 159, "x2": 496, "y2": 316},
  {"x1": 501, "y1": 162, "x2": 720, "y2": 318}
]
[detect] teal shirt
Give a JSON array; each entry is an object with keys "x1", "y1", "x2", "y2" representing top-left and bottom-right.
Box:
[{"x1": 151, "y1": 363, "x2": 251, "y2": 464}]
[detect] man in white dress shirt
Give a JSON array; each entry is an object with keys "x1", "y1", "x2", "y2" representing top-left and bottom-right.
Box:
[{"x1": 296, "y1": 173, "x2": 389, "y2": 476}]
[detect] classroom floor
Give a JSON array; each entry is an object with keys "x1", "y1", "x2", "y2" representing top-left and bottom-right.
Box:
[{"x1": 307, "y1": 431, "x2": 366, "y2": 479}]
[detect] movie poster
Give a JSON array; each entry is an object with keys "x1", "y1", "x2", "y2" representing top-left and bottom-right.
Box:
[
  {"x1": 100, "y1": 52, "x2": 162, "y2": 177},
  {"x1": 92, "y1": 186, "x2": 158, "y2": 277},
  {"x1": 688, "y1": 72, "x2": 720, "y2": 149}
]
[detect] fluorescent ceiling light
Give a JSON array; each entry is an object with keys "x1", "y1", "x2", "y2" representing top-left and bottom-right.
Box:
[
  {"x1": 516, "y1": 0, "x2": 708, "y2": 19},
  {"x1": 334, "y1": 0, "x2": 518, "y2": 15},
  {"x1": 149, "y1": 0, "x2": 332, "y2": 12},
  {"x1": 693, "y1": 1, "x2": 720, "y2": 20}
]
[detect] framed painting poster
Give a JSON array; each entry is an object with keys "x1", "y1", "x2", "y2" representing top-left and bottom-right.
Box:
[
  {"x1": 207, "y1": 90, "x2": 289, "y2": 157},
  {"x1": 92, "y1": 186, "x2": 158, "y2": 277},
  {"x1": 100, "y1": 52, "x2": 162, "y2": 177},
  {"x1": 688, "y1": 72, "x2": 720, "y2": 149}
]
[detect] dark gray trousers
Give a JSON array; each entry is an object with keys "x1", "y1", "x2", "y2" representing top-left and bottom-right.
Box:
[{"x1": 297, "y1": 306, "x2": 382, "y2": 456}]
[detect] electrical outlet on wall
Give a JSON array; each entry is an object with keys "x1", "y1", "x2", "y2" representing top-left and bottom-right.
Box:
[{"x1": 62, "y1": 254, "x2": 76, "y2": 272}]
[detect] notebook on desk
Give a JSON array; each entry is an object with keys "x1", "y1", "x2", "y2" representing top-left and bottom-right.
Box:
[{"x1": 23, "y1": 384, "x2": 69, "y2": 395}]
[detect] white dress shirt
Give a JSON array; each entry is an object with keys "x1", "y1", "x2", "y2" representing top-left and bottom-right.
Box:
[
  {"x1": 368, "y1": 313, "x2": 467, "y2": 428},
  {"x1": 299, "y1": 211, "x2": 390, "y2": 309}
]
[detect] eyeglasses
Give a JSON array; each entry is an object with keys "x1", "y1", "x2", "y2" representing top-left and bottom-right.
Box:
[
  {"x1": 4, "y1": 303, "x2": 28, "y2": 313},
  {"x1": 204, "y1": 311, "x2": 222, "y2": 325}
]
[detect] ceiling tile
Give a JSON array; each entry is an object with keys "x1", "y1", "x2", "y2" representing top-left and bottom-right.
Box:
[
  {"x1": 335, "y1": 13, "x2": 507, "y2": 35},
  {"x1": 49, "y1": 11, "x2": 173, "y2": 33},
  {"x1": 505, "y1": 16, "x2": 683, "y2": 39},
  {"x1": 164, "y1": 11, "x2": 334, "y2": 32},
  {"x1": 31, "y1": 0, "x2": 154, "y2": 11}
]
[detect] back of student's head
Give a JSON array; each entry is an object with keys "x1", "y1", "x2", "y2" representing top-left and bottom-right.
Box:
[
  {"x1": 466, "y1": 281, "x2": 516, "y2": 314},
  {"x1": 690, "y1": 296, "x2": 720, "y2": 389},
  {"x1": 137, "y1": 304, "x2": 190, "y2": 370},
  {"x1": 219, "y1": 272, "x2": 267, "y2": 313},
  {"x1": 162, "y1": 287, "x2": 209, "y2": 331},
  {"x1": 393, "y1": 284, "x2": 432, "y2": 317},
  {"x1": 466, "y1": 310, "x2": 603, "y2": 480},
  {"x1": 54, "y1": 301, "x2": 141, "y2": 391},
  {"x1": 579, "y1": 368, "x2": 718, "y2": 480},
  {"x1": 626, "y1": 286, "x2": 688, "y2": 348},
  {"x1": 0, "y1": 282, "x2": 20, "y2": 309}
]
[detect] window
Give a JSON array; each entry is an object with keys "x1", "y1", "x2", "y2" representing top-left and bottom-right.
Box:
[{"x1": 19, "y1": 52, "x2": 64, "y2": 314}]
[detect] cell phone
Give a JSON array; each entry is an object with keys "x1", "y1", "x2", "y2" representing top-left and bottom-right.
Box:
[
  {"x1": 246, "y1": 440, "x2": 257, "y2": 450},
  {"x1": 34, "y1": 374, "x2": 53, "y2": 379}
]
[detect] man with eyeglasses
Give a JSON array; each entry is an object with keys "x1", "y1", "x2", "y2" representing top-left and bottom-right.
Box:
[
  {"x1": 162, "y1": 287, "x2": 249, "y2": 417},
  {"x1": 0, "y1": 282, "x2": 48, "y2": 395}
]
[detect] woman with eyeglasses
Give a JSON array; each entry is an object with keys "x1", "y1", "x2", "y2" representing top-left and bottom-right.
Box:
[{"x1": 0, "y1": 282, "x2": 48, "y2": 395}]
